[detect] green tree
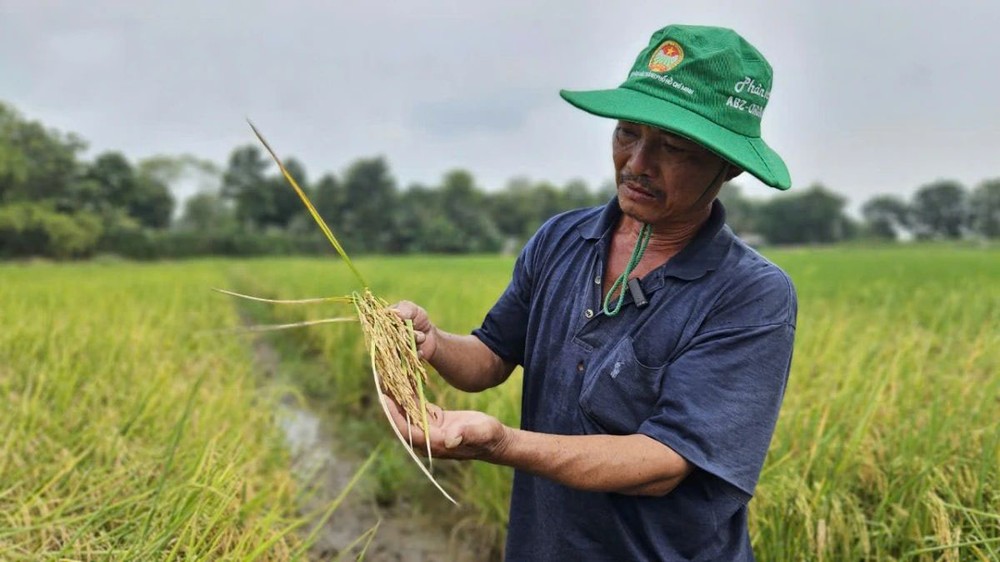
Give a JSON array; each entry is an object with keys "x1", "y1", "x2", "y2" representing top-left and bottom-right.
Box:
[
  {"x1": 81, "y1": 151, "x2": 174, "y2": 228},
  {"x1": 532, "y1": 181, "x2": 567, "y2": 230},
  {"x1": 395, "y1": 184, "x2": 436, "y2": 253},
  {"x1": 138, "y1": 154, "x2": 220, "y2": 225},
  {"x1": 910, "y1": 180, "x2": 967, "y2": 239},
  {"x1": 969, "y1": 179, "x2": 1000, "y2": 239},
  {"x1": 339, "y1": 157, "x2": 399, "y2": 253},
  {"x1": 83, "y1": 152, "x2": 138, "y2": 212},
  {"x1": 0, "y1": 101, "x2": 85, "y2": 204},
  {"x1": 718, "y1": 182, "x2": 757, "y2": 236},
  {"x1": 265, "y1": 157, "x2": 310, "y2": 229},
  {"x1": 487, "y1": 178, "x2": 564, "y2": 243},
  {"x1": 313, "y1": 173, "x2": 343, "y2": 228},
  {"x1": 595, "y1": 180, "x2": 617, "y2": 203},
  {"x1": 0, "y1": 202, "x2": 102, "y2": 258},
  {"x1": 487, "y1": 177, "x2": 535, "y2": 242},
  {"x1": 563, "y1": 179, "x2": 596, "y2": 209},
  {"x1": 130, "y1": 174, "x2": 175, "y2": 228},
  {"x1": 437, "y1": 169, "x2": 502, "y2": 253},
  {"x1": 395, "y1": 184, "x2": 482, "y2": 253},
  {"x1": 178, "y1": 192, "x2": 234, "y2": 232},
  {"x1": 221, "y1": 145, "x2": 272, "y2": 229},
  {"x1": 756, "y1": 184, "x2": 851, "y2": 245},
  {"x1": 861, "y1": 194, "x2": 911, "y2": 240}
]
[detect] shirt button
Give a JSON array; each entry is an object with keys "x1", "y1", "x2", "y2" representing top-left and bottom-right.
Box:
[
  {"x1": 594, "y1": 275, "x2": 601, "y2": 285},
  {"x1": 584, "y1": 308, "x2": 594, "y2": 319},
  {"x1": 577, "y1": 361, "x2": 585, "y2": 372}
]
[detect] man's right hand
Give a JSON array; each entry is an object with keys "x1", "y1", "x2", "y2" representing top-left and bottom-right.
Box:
[
  {"x1": 390, "y1": 300, "x2": 515, "y2": 393},
  {"x1": 391, "y1": 300, "x2": 439, "y2": 362}
]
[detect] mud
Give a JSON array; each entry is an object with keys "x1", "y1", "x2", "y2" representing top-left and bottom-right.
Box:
[
  {"x1": 278, "y1": 401, "x2": 486, "y2": 561},
  {"x1": 254, "y1": 336, "x2": 492, "y2": 561}
]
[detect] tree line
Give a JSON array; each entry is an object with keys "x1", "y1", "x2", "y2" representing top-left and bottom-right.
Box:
[
  {"x1": 1, "y1": 100, "x2": 998, "y2": 260},
  {"x1": 721, "y1": 179, "x2": 1000, "y2": 244}
]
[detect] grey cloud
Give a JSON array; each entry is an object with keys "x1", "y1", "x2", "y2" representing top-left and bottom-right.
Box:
[
  {"x1": 1, "y1": 0, "x2": 998, "y2": 205},
  {"x1": 410, "y1": 89, "x2": 547, "y2": 136}
]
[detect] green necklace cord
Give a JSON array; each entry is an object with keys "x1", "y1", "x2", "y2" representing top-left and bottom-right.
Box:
[{"x1": 602, "y1": 223, "x2": 653, "y2": 317}]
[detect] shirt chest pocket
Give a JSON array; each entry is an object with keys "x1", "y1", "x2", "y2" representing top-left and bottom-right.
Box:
[{"x1": 578, "y1": 337, "x2": 666, "y2": 435}]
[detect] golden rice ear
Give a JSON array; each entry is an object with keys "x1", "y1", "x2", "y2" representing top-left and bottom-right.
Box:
[
  {"x1": 371, "y1": 347, "x2": 458, "y2": 506},
  {"x1": 244, "y1": 122, "x2": 453, "y2": 505},
  {"x1": 407, "y1": 319, "x2": 434, "y2": 469},
  {"x1": 354, "y1": 292, "x2": 432, "y2": 433}
]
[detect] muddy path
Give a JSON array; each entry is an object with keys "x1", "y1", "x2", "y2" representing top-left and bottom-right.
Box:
[{"x1": 253, "y1": 336, "x2": 495, "y2": 561}]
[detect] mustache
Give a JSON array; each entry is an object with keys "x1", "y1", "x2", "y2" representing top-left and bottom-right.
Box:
[{"x1": 619, "y1": 174, "x2": 658, "y2": 193}]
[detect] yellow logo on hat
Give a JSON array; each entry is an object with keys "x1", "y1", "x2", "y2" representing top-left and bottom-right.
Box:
[{"x1": 648, "y1": 40, "x2": 684, "y2": 73}]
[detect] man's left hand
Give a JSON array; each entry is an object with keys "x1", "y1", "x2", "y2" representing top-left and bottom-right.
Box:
[{"x1": 381, "y1": 395, "x2": 511, "y2": 462}]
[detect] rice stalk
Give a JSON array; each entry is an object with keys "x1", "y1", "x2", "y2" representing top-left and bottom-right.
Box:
[
  {"x1": 216, "y1": 120, "x2": 453, "y2": 504},
  {"x1": 223, "y1": 317, "x2": 358, "y2": 334},
  {"x1": 213, "y1": 288, "x2": 353, "y2": 305}
]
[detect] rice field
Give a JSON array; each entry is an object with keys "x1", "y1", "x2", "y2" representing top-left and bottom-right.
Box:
[
  {"x1": 0, "y1": 261, "x2": 355, "y2": 560},
  {"x1": 2, "y1": 245, "x2": 998, "y2": 560},
  {"x1": 229, "y1": 246, "x2": 1000, "y2": 561}
]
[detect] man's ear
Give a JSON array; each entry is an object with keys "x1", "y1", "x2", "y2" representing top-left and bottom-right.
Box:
[{"x1": 724, "y1": 164, "x2": 744, "y2": 182}]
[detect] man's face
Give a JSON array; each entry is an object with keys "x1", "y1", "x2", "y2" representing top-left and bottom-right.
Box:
[{"x1": 612, "y1": 121, "x2": 736, "y2": 226}]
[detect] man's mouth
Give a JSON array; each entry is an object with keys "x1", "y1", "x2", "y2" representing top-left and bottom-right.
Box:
[{"x1": 621, "y1": 181, "x2": 659, "y2": 201}]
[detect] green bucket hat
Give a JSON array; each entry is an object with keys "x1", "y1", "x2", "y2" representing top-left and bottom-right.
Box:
[{"x1": 561, "y1": 24, "x2": 791, "y2": 190}]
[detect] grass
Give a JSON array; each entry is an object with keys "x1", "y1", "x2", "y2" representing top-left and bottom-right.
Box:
[{"x1": 228, "y1": 245, "x2": 999, "y2": 561}]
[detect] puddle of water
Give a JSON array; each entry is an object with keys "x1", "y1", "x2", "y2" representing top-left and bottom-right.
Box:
[
  {"x1": 278, "y1": 402, "x2": 336, "y2": 482},
  {"x1": 248, "y1": 318, "x2": 494, "y2": 561},
  {"x1": 276, "y1": 396, "x2": 491, "y2": 561}
]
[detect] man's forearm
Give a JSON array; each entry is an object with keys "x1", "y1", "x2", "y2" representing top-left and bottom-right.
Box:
[
  {"x1": 429, "y1": 330, "x2": 514, "y2": 392},
  {"x1": 488, "y1": 429, "x2": 692, "y2": 496}
]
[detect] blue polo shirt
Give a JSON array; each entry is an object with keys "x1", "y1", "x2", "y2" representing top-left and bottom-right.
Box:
[{"x1": 473, "y1": 198, "x2": 797, "y2": 561}]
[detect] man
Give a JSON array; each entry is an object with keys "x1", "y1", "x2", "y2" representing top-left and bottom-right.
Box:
[{"x1": 388, "y1": 24, "x2": 796, "y2": 561}]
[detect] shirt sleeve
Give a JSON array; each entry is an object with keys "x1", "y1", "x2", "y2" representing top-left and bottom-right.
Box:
[
  {"x1": 637, "y1": 275, "x2": 797, "y2": 499},
  {"x1": 472, "y1": 236, "x2": 536, "y2": 366}
]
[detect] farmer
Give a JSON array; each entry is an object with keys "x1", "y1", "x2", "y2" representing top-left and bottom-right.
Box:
[{"x1": 388, "y1": 24, "x2": 796, "y2": 561}]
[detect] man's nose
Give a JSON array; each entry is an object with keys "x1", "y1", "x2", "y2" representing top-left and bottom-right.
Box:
[{"x1": 625, "y1": 137, "x2": 658, "y2": 176}]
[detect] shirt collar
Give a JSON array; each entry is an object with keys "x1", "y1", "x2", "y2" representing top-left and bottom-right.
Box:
[{"x1": 578, "y1": 197, "x2": 733, "y2": 281}]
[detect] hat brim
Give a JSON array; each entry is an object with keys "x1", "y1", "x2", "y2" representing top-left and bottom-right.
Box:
[{"x1": 560, "y1": 87, "x2": 791, "y2": 190}]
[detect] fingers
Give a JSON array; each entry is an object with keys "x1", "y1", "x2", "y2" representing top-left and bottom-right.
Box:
[
  {"x1": 426, "y1": 403, "x2": 444, "y2": 424},
  {"x1": 444, "y1": 434, "x2": 464, "y2": 449},
  {"x1": 380, "y1": 393, "x2": 405, "y2": 420},
  {"x1": 389, "y1": 300, "x2": 410, "y2": 316},
  {"x1": 390, "y1": 300, "x2": 421, "y2": 321},
  {"x1": 389, "y1": 301, "x2": 436, "y2": 361},
  {"x1": 391, "y1": 301, "x2": 431, "y2": 330},
  {"x1": 382, "y1": 393, "x2": 443, "y2": 436},
  {"x1": 380, "y1": 395, "x2": 499, "y2": 457}
]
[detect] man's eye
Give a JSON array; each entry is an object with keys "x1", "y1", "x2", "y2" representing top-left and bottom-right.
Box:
[
  {"x1": 616, "y1": 127, "x2": 638, "y2": 140},
  {"x1": 662, "y1": 141, "x2": 686, "y2": 153}
]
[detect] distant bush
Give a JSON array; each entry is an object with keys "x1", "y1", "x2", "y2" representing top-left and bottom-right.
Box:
[
  {"x1": 98, "y1": 229, "x2": 332, "y2": 260},
  {"x1": 0, "y1": 202, "x2": 102, "y2": 258}
]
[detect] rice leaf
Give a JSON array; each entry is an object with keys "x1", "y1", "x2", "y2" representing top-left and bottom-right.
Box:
[
  {"x1": 214, "y1": 288, "x2": 353, "y2": 305},
  {"x1": 246, "y1": 119, "x2": 368, "y2": 288}
]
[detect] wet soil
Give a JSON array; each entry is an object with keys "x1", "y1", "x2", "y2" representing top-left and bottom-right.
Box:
[{"x1": 253, "y1": 336, "x2": 493, "y2": 561}]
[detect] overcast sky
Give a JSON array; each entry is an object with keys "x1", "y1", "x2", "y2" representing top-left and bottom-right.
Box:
[{"x1": 2, "y1": 1, "x2": 998, "y2": 208}]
